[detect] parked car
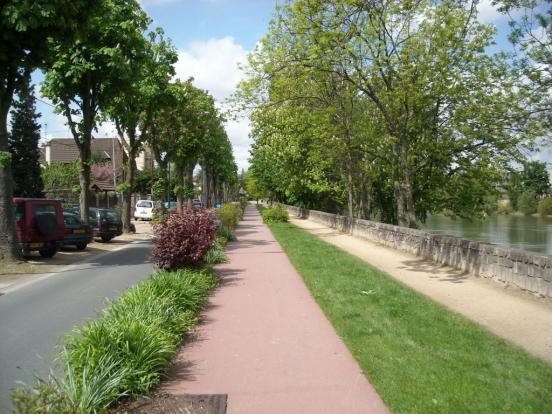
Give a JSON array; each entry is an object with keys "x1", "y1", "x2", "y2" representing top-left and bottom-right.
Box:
[
  {"x1": 134, "y1": 199, "x2": 154, "y2": 221},
  {"x1": 62, "y1": 211, "x2": 93, "y2": 250},
  {"x1": 88, "y1": 207, "x2": 123, "y2": 242},
  {"x1": 13, "y1": 198, "x2": 65, "y2": 257}
]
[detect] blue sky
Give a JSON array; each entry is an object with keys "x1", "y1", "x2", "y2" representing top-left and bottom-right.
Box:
[{"x1": 30, "y1": 0, "x2": 546, "y2": 171}]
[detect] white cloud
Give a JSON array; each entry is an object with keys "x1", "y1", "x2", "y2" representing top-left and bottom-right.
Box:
[
  {"x1": 476, "y1": 0, "x2": 504, "y2": 24},
  {"x1": 175, "y1": 36, "x2": 251, "y2": 170},
  {"x1": 175, "y1": 36, "x2": 248, "y2": 101}
]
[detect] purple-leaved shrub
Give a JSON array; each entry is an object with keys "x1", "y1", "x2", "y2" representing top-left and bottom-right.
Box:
[{"x1": 151, "y1": 209, "x2": 218, "y2": 270}]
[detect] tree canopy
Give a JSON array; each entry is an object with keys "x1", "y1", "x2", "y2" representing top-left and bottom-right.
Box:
[{"x1": 235, "y1": 0, "x2": 548, "y2": 226}]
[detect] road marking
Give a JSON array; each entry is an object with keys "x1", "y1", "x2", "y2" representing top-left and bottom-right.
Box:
[{"x1": 1, "y1": 241, "x2": 152, "y2": 295}]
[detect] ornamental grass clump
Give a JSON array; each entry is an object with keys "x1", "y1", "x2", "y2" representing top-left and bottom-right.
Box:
[
  {"x1": 261, "y1": 204, "x2": 289, "y2": 223},
  {"x1": 218, "y1": 203, "x2": 240, "y2": 229},
  {"x1": 151, "y1": 209, "x2": 218, "y2": 270},
  {"x1": 205, "y1": 240, "x2": 228, "y2": 265}
]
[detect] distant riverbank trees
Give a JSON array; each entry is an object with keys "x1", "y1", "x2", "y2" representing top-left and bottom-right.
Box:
[{"x1": 235, "y1": 0, "x2": 550, "y2": 227}]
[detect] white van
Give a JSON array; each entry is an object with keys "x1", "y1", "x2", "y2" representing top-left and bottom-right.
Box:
[{"x1": 134, "y1": 200, "x2": 154, "y2": 221}]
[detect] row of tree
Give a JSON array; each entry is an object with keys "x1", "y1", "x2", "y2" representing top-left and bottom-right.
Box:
[
  {"x1": 0, "y1": 0, "x2": 238, "y2": 261},
  {"x1": 235, "y1": 0, "x2": 551, "y2": 227}
]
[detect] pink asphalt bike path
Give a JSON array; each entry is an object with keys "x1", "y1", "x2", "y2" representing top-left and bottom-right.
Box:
[{"x1": 163, "y1": 205, "x2": 389, "y2": 414}]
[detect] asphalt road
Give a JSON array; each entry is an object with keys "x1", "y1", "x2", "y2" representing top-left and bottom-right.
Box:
[{"x1": 0, "y1": 240, "x2": 154, "y2": 413}]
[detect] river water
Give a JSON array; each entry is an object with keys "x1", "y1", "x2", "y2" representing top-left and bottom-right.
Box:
[{"x1": 422, "y1": 214, "x2": 552, "y2": 256}]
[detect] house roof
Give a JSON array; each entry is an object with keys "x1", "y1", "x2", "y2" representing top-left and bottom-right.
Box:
[
  {"x1": 43, "y1": 138, "x2": 125, "y2": 192},
  {"x1": 44, "y1": 138, "x2": 124, "y2": 164}
]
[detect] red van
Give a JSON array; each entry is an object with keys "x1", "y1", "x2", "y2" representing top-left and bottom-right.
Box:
[{"x1": 13, "y1": 198, "x2": 65, "y2": 257}]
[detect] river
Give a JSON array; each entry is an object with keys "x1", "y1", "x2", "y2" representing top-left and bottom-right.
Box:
[{"x1": 422, "y1": 214, "x2": 552, "y2": 256}]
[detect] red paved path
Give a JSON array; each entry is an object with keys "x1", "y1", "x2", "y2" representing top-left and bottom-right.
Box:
[{"x1": 163, "y1": 205, "x2": 389, "y2": 413}]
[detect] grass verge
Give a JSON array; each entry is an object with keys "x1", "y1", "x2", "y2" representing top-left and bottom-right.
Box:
[
  {"x1": 11, "y1": 268, "x2": 217, "y2": 413},
  {"x1": 266, "y1": 220, "x2": 552, "y2": 414}
]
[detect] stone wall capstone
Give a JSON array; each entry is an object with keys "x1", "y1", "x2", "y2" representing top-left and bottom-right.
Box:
[{"x1": 283, "y1": 205, "x2": 552, "y2": 298}]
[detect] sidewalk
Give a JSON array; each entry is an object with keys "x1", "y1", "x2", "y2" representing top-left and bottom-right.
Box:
[
  {"x1": 163, "y1": 206, "x2": 389, "y2": 413},
  {"x1": 289, "y1": 217, "x2": 552, "y2": 364}
]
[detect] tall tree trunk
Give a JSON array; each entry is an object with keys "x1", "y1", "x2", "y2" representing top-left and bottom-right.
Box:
[
  {"x1": 0, "y1": 95, "x2": 19, "y2": 260},
  {"x1": 358, "y1": 170, "x2": 371, "y2": 220},
  {"x1": 392, "y1": 143, "x2": 406, "y2": 227},
  {"x1": 122, "y1": 147, "x2": 137, "y2": 233},
  {"x1": 346, "y1": 166, "x2": 354, "y2": 219},
  {"x1": 184, "y1": 160, "x2": 194, "y2": 209},
  {"x1": 202, "y1": 163, "x2": 209, "y2": 207},
  {"x1": 400, "y1": 134, "x2": 417, "y2": 228},
  {"x1": 77, "y1": 142, "x2": 91, "y2": 224},
  {"x1": 210, "y1": 175, "x2": 216, "y2": 207},
  {"x1": 176, "y1": 163, "x2": 185, "y2": 213}
]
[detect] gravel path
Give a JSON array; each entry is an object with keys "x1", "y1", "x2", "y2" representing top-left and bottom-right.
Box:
[
  {"x1": 290, "y1": 217, "x2": 552, "y2": 364},
  {"x1": 163, "y1": 206, "x2": 389, "y2": 414}
]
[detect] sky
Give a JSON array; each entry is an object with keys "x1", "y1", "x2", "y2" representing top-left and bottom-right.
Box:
[{"x1": 29, "y1": 0, "x2": 547, "y2": 171}]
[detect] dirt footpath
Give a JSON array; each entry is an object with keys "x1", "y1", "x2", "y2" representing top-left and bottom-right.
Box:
[
  {"x1": 290, "y1": 217, "x2": 552, "y2": 365},
  {"x1": 0, "y1": 220, "x2": 153, "y2": 294}
]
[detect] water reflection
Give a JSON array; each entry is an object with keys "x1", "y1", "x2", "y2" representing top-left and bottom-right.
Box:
[{"x1": 422, "y1": 215, "x2": 552, "y2": 256}]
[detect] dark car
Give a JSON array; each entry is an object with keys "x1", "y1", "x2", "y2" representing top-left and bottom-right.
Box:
[
  {"x1": 13, "y1": 198, "x2": 65, "y2": 257},
  {"x1": 88, "y1": 207, "x2": 123, "y2": 242},
  {"x1": 62, "y1": 212, "x2": 93, "y2": 250}
]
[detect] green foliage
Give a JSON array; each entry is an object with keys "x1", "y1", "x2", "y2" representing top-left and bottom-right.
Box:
[
  {"x1": 42, "y1": 161, "x2": 80, "y2": 193},
  {"x1": 497, "y1": 202, "x2": 513, "y2": 215},
  {"x1": 521, "y1": 161, "x2": 551, "y2": 197},
  {"x1": 218, "y1": 203, "x2": 240, "y2": 229},
  {"x1": 11, "y1": 268, "x2": 217, "y2": 413},
  {"x1": 261, "y1": 204, "x2": 289, "y2": 223},
  {"x1": 267, "y1": 221, "x2": 552, "y2": 414},
  {"x1": 116, "y1": 182, "x2": 130, "y2": 193},
  {"x1": 518, "y1": 190, "x2": 538, "y2": 215},
  {"x1": 204, "y1": 240, "x2": 228, "y2": 265},
  {"x1": 217, "y1": 226, "x2": 236, "y2": 242},
  {"x1": 0, "y1": 151, "x2": 12, "y2": 169},
  {"x1": 8, "y1": 81, "x2": 44, "y2": 197},
  {"x1": 215, "y1": 235, "x2": 228, "y2": 248},
  {"x1": 537, "y1": 197, "x2": 552, "y2": 216},
  {"x1": 234, "y1": 0, "x2": 544, "y2": 226},
  {"x1": 151, "y1": 177, "x2": 167, "y2": 200}
]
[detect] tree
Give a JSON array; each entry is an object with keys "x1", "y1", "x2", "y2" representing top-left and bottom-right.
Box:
[
  {"x1": 42, "y1": 0, "x2": 150, "y2": 223},
  {"x1": 108, "y1": 28, "x2": 177, "y2": 232},
  {"x1": 494, "y1": 0, "x2": 551, "y2": 128},
  {"x1": 42, "y1": 160, "x2": 80, "y2": 196},
  {"x1": 236, "y1": 0, "x2": 540, "y2": 226},
  {"x1": 0, "y1": 0, "x2": 92, "y2": 260},
  {"x1": 521, "y1": 160, "x2": 551, "y2": 197},
  {"x1": 8, "y1": 81, "x2": 43, "y2": 197}
]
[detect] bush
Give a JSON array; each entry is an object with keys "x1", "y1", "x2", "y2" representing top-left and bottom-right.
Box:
[
  {"x1": 239, "y1": 197, "x2": 248, "y2": 212},
  {"x1": 218, "y1": 203, "x2": 240, "y2": 229},
  {"x1": 518, "y1": 190, "x2": 538, "y2": 215},
  {"x1": 497, "y1": 201, "x2": 513, "y2": 214},
  {"x1": 151, "y1": 209, "x2": 218, "y2": 270},
  {"x1": 217, "y1": 225, "x2": 236, "y2": 242},
  {"x1": 12, "y1": 269, "x2": 217, "y2": 414},
  {"x1": 537, "y1": 197, "x2": 552, "y2": 216},
  {"x1": 261, "y1": 204, "x2": 289, "y2": 223}
]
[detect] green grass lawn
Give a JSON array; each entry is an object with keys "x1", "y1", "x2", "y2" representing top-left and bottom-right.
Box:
[{"x1": 266, "y1": 220, "x2": 552, "y2": 414}]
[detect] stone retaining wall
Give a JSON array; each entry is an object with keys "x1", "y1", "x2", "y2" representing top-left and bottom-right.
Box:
[{"x1": 284, "y1": 205, "x2": 552, "y2": 298}]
